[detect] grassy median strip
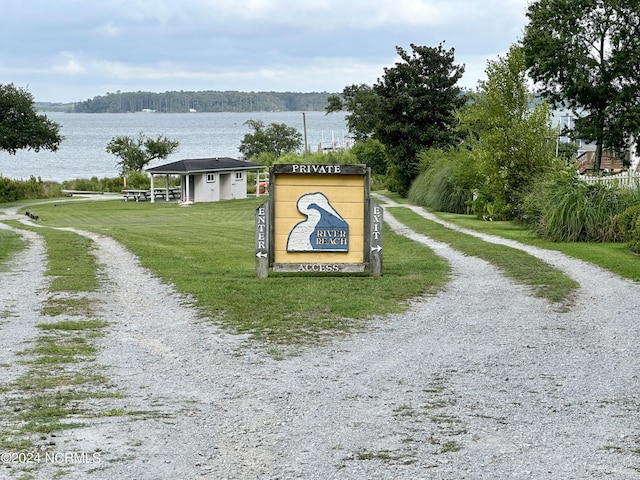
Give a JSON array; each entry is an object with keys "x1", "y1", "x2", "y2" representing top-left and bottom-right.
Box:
[
  {"x1": 23, "y1": 224, "x2": 99, "y2": 294},
  {"x1": 389, "y1": 207, "x2": 579, "y2": 307},
  {"x1": 431, "y1": 211, "x2": 640, "y2": 283},
  {"x1": 4, "y1": 220, "x2": 100, "y2": 317},
  {"x1": 20, "y1": 197, "x2": 451, "y2": 344},
  {"x1": 0, "y1": 223, "x2": 116, "y2": 464},
  {"x1": 2, "y1": 318, "x2": 116, "y2": 455},
  {"x1": 0, "y1": 228, "x2": 25, "y2": 272}
]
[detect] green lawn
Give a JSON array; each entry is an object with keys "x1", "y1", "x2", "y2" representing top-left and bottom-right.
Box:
[{"x1": 5, "y1": 197, "x2": 450, "y2": 344}]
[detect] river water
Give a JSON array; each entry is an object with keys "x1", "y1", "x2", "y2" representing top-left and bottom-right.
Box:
[{"x1": 0, "y1": 111, "x2": 350, "y2": 182}]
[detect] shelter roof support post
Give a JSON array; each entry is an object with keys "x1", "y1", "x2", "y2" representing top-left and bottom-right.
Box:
[
  {"x1": 150, "y1": 174, "x2": 155, "y2": 203},
  {"x1": 165, "y1": 174, "x2": 169, "y2": 201}
]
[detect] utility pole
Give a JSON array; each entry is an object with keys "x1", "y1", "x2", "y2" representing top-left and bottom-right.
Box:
[{"x1": 302, "y1": 112, "x2": 309, "y2": 163}]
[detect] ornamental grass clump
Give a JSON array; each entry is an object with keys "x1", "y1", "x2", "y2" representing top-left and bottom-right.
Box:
[
  {"x1": 524, "y1": 170, "x2": 640, "y2": 242},
  {"x1": 408, "y1": 147, "x2": 481, "y2": 214}
]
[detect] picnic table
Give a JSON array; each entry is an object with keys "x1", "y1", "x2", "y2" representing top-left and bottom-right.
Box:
[
  {"x1": 152, "y1": 187, "x2": 181, "y2": 200},
  {"x1": 123, "y1": 187, "x2": 181, "y2": 202},
  {"x1": 122, "y1": 189, "x2": 151, "y2": 201}
]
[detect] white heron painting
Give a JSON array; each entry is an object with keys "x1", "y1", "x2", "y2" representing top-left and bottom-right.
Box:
[{"x1": 286, "y1": 192, "x2": 349, "y2": 252}]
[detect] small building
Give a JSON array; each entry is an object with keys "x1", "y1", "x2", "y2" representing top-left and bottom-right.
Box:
[{"x1": 145, "y1": 157, "x2": 265, "y2": 203}]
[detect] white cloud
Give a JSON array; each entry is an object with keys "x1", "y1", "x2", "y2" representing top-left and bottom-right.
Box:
[
  {"x1": 93, "y1": 23, "x2": 123, "y2": 37},
  {"x1": 0, "y1": 0, "x2": 531, "y2": 101},
  {"x1": 52, "y1": 54, "x2": 88, "y2": 75}
]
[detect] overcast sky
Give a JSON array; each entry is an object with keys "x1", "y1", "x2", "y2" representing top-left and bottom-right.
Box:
[{"x1": 0, "y1": 0, "x2": 529, "y2": 103}]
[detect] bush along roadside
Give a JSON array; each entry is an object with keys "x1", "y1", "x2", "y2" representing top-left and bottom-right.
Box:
[
  {"x1": 0, "y1": 176, "x2": 62, "y2": 203},
  {"x1": 619, "y1": 204, "x2": 640, "y2": 254},
  {"x1": 522, "y1": 169, "x2": 640, "y2": 243}
]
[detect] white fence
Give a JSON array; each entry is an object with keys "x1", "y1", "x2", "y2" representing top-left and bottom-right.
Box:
[{"x1": 579, "y1": 171, "x2": 640, "y2": 188}]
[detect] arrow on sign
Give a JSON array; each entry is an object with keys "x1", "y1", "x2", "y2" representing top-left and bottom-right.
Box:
[
  {"x1": 256, "y1": 252, "x2": 268, "y2": 258},
  {"x1": 371, "y1": 245, "x2": 382, "y2": 253}
]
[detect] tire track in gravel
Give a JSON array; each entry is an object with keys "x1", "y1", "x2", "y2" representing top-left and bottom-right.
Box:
[
  {"x1": 375, "y1": 206, "x2": 640, "y2": 479},
  {"x1": 0, "y1": 223, "x2": 49, "y2": 385}
]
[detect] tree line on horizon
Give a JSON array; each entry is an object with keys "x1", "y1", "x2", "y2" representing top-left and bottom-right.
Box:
[{"x1": 70, "y1": 90, "x2": 337, "y2": 113}]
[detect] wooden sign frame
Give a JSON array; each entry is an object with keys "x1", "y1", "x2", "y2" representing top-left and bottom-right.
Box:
[{"x1": 256, "y1": 164, "x2": 382, "y2": 277}]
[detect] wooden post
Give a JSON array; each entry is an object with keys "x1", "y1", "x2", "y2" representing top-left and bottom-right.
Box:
[
  {"x1": 255, "y1": 201, "x2": 270, "y2": 278},
  {"x1": 369, "y1": 200, "x2": 383, "y2": 276}
]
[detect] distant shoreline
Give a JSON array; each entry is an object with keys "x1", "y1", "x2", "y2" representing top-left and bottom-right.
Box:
[{"x1": 36, "y1": 89, "x2": 339, "y2": 114}]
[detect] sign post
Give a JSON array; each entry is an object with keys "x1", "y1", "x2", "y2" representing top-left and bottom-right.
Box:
[
  {"x1": 369, "y1": 201, "x2": 383, "y2": 277},
  {"x1": 255, "y1": 164, "x2": 382, "y2": 277},
  {"x1": 255, "y1": 201, "x2": 270, "y2": 278}
]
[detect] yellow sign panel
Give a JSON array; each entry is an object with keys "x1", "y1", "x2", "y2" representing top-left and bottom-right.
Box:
[{"x1": 274, "y1": 173, "x2": 365, "y2": 264}]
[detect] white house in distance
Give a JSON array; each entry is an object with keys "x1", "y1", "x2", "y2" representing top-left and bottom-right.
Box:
[{"x1": 145, "y1": 157, "x2": 265, "y2": 203}]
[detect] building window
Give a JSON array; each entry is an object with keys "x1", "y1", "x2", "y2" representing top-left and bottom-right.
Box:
[
  {"x1": 235, "y1": 171, "x2": 243, "y2": 180},
  {"x1": 206, "y1": 173, "x2": 216, "y2": 183}
]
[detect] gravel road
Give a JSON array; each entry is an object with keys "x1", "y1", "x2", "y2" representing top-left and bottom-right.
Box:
[{"x1": 0, "y1": 199, "x2": 639, "y2": 479}]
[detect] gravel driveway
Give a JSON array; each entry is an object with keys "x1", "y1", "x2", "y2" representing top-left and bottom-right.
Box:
[{"x1": 0, "y1": 199, "x2": 639, "y2": 479}]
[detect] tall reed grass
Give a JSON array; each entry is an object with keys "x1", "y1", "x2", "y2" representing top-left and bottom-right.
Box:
[
  {"x1": 523, "y1": 170, "x2": 640, "y2": 242},
  {"x1": 408, "y1": 148, "x2": 481, "y2": 214}
]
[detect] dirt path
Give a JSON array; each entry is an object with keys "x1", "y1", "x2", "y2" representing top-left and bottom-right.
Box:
[{"x1": 1, "y1": 201, "x2": 639, "y2": 479}]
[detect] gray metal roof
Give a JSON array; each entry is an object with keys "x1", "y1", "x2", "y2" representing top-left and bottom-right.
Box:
[{"x1": 146, "y1": 157, "x2": 264, "y2": 174}]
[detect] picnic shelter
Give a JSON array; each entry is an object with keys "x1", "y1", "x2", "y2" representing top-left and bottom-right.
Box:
[{"x1": 145, "y1": 157, "x2": 265, "y2": 203}]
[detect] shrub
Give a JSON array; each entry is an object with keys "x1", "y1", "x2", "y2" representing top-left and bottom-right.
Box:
[
  {"x1": 0, "y1": 176, "x2": 61, "y2": 202},
  {"x1": 351, "y1": 138, "x2": 387, "y2": 175},
  {"x1": 470, "y1": 188, "x2": 511, "y2": 221},
  {"x1": 0, "y1": 177, "x2": 19, "y2": 202},
  {"x1": 62, "y1": 176, "x2": 126, "y2": 193},
  {"x1": 619, "y1": 204, "x2": 640, "y2": 253},
  {"x1": 124, "y1": 171, "x2": 151, "y2": 189},
  {"x1": 627, "y1": 222, "x2": 640, "y2": 254},
  {"x1": 523, "y1": 169, "x2": 640, "y2": 242},
  {"x1": 61, "y1": 174, "x2": 180, "y2": 193},
  {"x1": 619, "y1": 204, "x2": 640, "y2": 239}
]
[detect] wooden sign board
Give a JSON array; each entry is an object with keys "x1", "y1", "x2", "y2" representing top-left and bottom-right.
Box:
[{"x1": 255, "y1": 164, "x2": 382, "y2": 277}]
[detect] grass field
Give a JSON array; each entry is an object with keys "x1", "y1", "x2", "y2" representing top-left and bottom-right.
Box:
[
  {"x1": 2, "y1": 197, "x2": 450, "y2": 344},
  {"x1": 3, "y1": 193, "x2": 639, "y2": 345}
]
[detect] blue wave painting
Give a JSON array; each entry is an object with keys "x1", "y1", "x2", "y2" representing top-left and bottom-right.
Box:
[{"x1": 286, "y1": 192, "x2": 349, "y2": 252}]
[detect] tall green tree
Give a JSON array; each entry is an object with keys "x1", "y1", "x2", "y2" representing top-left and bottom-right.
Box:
[
  {"x1": 106, "y1": 133, "x2": 179, "y2": 175},
  {"x1": 351, "y1": 138, "x2": 387, "y2": 175},
  {"x1": 0, "y1": 83, "x2": 63, "y2": 155},
  {"x1": 460, "y1": 45, "x2": 558, "y2": 219},
  {"x1": 326, "y1": 84, "x2": 381, "y2": 142},
  {"x1": 522, "y1": 0, "x2": 640, "y2": 172},
  {"x1": 239, "y1": 120, "x2": 302, "y2": 160},
  {"x1": 373, "y1": 43, "x2": 466, "y2": 195},
  {"x1": 328, "y1": 44, "x2": 465, "y2": 195}
]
